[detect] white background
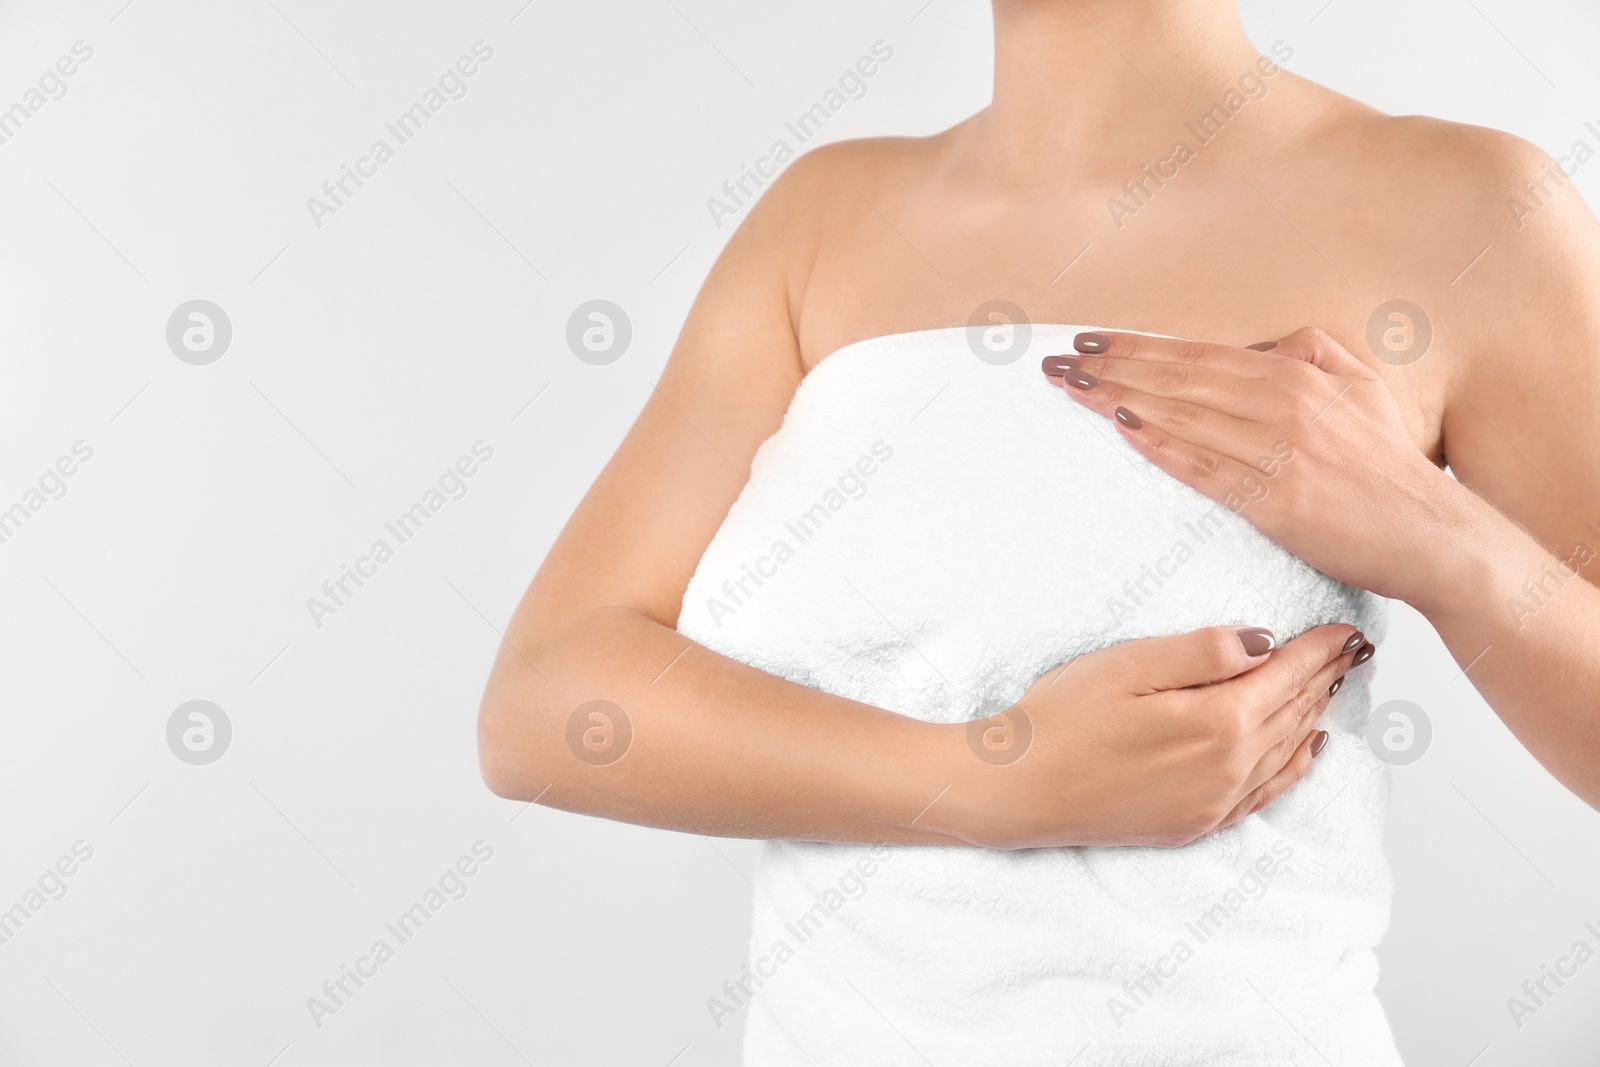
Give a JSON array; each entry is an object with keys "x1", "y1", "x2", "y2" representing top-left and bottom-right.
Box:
[{"x1": 1, "y1": 0, "x2": 1597, "y2": 1064}]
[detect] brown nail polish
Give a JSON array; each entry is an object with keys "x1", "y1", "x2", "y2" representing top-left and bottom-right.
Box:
[
  {"x1": 1352, "y1": 641, "x2": 1375, "y2": 666},
  {"x1": 1329, "y1": 677, "x2": 1344, "y2": 697},
  {"x1": 1341, "y1": 632, "x2": 1365, "y2": 654},
  {"x1": 1041, "y1": 354, "x2": 1080, "y2": 376},
  {"x1": 1237, "y1": 627, "x2": 1276, "y2": 656},
  {"x1": 1114, "y1": 407, "x2": 1142, "y2": 429},
  {"x1": 1311, "y1": 730, "x2": 1329, "y2": 758},
  {"x1": 1064, "y1": 369, "x2": 1099, "y2": 390},
  {"x1": 1246, "y1": 341, "x2": 1278, "y2": 352},
  {"x1": 1074, "y1": 332, "x2": 1111, "y2": 354}
]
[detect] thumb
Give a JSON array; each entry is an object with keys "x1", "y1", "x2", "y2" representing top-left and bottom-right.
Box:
[
  {"x1": 1102, "y1": 625, "x2": 1278, "y2": 694},
  {"x1": 1268, "y1": 326, "x2": 1375, "y2": 378}
]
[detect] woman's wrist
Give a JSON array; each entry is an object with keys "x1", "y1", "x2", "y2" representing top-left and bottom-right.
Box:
[
  {"x1": 906, "y1": 719, "x2": 1027, "y2": 849},
  {"x1": 1397, "y1": 470, "x2": 1525, "y2": 624},
  {"x1": 914, "y1": 718, "x2": 1096, "y2": 850}
]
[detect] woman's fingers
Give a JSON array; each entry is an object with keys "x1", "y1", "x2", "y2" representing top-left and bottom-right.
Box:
[
  {"x1": 1066, "y1": 330, "x2": 1270, "y2": 374},
  {"x1": 1188, "y1": 626, "x2": 1370, "y2": 832},
  {"x1": 1041, "y1": 351, "x2": 1302, "y2": 501},
  {"x1": 1091, "y1": 624, "x2": 1283, "y2": 695},
  {"x1": 1271, "y1": 326, "x2": 1379, "y2": 379},
  {"x1": 1254, "y1": 628, "x2": 1370, "y2": 709},
  {"x1": 1254, "y1": 639, "x2": 1358, "y2": 751},
  {"x1": 1220, "y1": 728, "x2": 1326, "y2": 830},
  {"x1": 1222, "y1": 633, "x2": 1374, "y2": 825},
  {"x1": 1044, "y1": 364, "x2": 1289, "y2": 512},
  {"x1": 1108, "y1": 408, "x2": 1275, "y2": 509},
  {"x1": 1213, "y1": 624, "x2": 1365, "y2": 727},
  {"x1": 1051, "y1": 368, "x2": 1282, "y2": 467},
  {"x1": 1048, "y1": 359, "x2": 1254, "y2": 439},
  {"x1": 1242, "y1": 653, "x2": 1346, "y2": 795},
  {"x1": 1043, "y1": 353, "x2": 1270, "y2": 422},
  {"x1": 1039, "y1": 331, "x2": 1362, "y2": 482}
]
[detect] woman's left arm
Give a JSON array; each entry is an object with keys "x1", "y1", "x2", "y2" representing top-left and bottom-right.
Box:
[
  {"x1": 1046, "y1": 189, "x2": 1600, "y2": 804},
  {"x1": 1408, "y1": 166, "x2": 1600, "y2": 806}
]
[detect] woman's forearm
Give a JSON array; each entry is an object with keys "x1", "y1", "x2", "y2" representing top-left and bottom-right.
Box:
[
  {"x1": 1406, "y1": 475, "x2": 1600, "y2": 806},
  {"x1": 477, "y1": 604, "x2": 976, "y2": 845},
  {"x1": 478, "y1": 601, "x2": 1359, "y2": 851}
]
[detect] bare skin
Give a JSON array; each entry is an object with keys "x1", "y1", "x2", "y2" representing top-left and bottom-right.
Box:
[{"x1": 478, "y1": 0, "x2": 1600, "y2": 844}]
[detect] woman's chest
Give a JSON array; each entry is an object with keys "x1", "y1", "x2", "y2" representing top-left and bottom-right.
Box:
[
  {"x1": 680, "y1": 331, "x2": 1385, "y2": 719},
  {"x1": 796, "y1": 183, "x2": 1455, "y2": 462}
]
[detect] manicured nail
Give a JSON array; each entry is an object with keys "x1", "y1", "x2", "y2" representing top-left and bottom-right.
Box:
[
  {"x1": 1246, "y1": 341, "x2": 1278, "y2": 351},
  {"x1": 1041, "y1": 354, "x2": 1080, "y2": 376},
  {"x1": 1352, "y1": 641, "x2": 1376, "y2": 666},
  {"x1": 1237, "y1": 627, "x2": 1276, "y2": 656},
  {"x1": 1114, "y1": 407, "x2": 1142, "y2": 429},
  {"x1": 1074, "y1": 332, "x2": 1111, "y2": 354},
  {"x1": 1341, "y1": 632, "x2": 1365, "y2": 654},
  {"x1": 1063, "y1": 369, "x2": 1099, "y2": 390},
  {"x1": 1328, "y1": 677, "x2": 1344, "y2": 697},
  {"x1": 1310, "y1": 730, "x2": 1330, "y2": 758}
]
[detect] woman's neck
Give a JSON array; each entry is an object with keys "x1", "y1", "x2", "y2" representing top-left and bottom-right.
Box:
[{"x1": 975, "y1": 0, "x2": 1268, "y2": 184}]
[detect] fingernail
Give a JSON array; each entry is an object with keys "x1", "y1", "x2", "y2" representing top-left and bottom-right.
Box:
[
  {"x1": 1041, "y1": 354, "x2": 1080, "y2": 376},
  {"x1": 1114, "y1": 406, "x2": 1142, "y2": 429},
  {"x1": 1328, "y1": 677, "x2": 1344, "y2": 697},
  {"x1": 1352, "y1": 641, "x2": 1376, "y2": 666},
  {"x1": 1249, "y1": 795, "x2": 1269, "y2": 817},
  {"x1": 1311, "y1": 730, "x2": 1330, "y2": 758},
  {"x1": 1341, "y1": 632, "x2": 1365, "y2": 654},
  {"x1": 1074, "y1": 332, "x2": 1111, "y2": 354},
  {"x1": 1063, "y1": 369, "x2": 1099, "y2": 390},
  {"x1": 1246, "y1": 341, "x2": 1278, "y2": 351},
  {"x1": 1237, "y1": 627, "x2": 1276, "y2": 656}
]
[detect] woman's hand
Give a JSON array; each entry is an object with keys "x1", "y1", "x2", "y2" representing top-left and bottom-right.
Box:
[
  {"x1": 1041, "y1": 328, "x2": 1452, "y2": 605},
  {"x1": 934, "y1": 622, "x2": 1369, "y2": 849}
]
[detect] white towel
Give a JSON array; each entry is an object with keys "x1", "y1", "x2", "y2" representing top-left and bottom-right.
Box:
[{"x1": 678, "y1": 325, "x2": 1400, "y2": 1066}]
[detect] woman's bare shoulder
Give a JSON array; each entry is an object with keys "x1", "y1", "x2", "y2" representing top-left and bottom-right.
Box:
[
  {"x1": 1310, "y1": 108, "x2": 1600, "y2": 475},
  {"x1": 772, "y1": 131, "x2": 954, "y2": 206},
  {"x1": 1293, "y1": 100, "x2": 1551, "y2": 216},
  {"x1": 699, "y1": 135, "x2": 940, "y2": 322},
  {"x1": 1316, "y1": 105, "x2": 1588, "y2": 244},
  {"x1": 1303, "y1": 104, "x2": 1600, "y2": 353},
  {"x1": 728, "y1": 132, "x2": 956, "y2": 333}
]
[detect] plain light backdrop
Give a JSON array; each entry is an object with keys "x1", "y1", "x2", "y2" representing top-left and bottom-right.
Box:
[{"x1": 1, "y1": 0, "x2": 1597, "y2": 1064}]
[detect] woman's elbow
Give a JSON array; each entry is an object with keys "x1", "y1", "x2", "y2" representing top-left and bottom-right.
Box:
[
  {"x1": 475, "y1": 604, "x2": 636, "y2": 802},
  {"x1": 476, "y1": 675, "x2": 554, "y2": 802}
]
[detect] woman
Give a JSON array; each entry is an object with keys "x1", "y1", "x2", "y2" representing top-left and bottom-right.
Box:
[{"x1": 478, "y1": 1, "x2": 1600, "y2": 1063}]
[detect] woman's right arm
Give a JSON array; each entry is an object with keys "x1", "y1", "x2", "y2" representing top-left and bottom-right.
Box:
[
  {"x1": 473, "y1": 147, "x2": 972, "y2": 844},
  {"x1": 476, "y1": 145, "x2": 1362, "y2": 849},
  {"x1": 476, "y1": 148, "x2": 975, "y2": 843}
]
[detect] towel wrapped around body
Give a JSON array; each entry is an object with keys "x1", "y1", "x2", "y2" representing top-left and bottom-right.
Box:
[{"x1": 677, "y1": 325, "x2": 1401, "y2": 1066}]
